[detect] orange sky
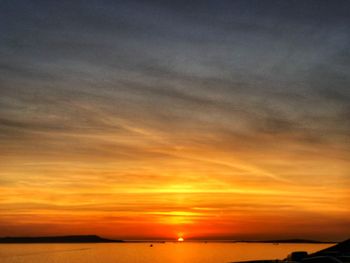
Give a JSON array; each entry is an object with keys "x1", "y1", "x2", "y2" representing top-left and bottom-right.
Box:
[
  {"x1": 0, "y1": 1, "x2": 349, "y2": 241},
  {"x1": 1, "y1": 122, "x2": 349, "y2": 240}
]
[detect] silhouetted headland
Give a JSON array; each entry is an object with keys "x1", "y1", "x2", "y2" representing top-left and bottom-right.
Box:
[{"x1": 0, "y1": 235, "x2": 123, "y2": 243}]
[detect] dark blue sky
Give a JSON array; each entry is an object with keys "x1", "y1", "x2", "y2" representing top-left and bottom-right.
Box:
[{"x1": 1, "y1": 0, "x2": 349, "y2": 140}]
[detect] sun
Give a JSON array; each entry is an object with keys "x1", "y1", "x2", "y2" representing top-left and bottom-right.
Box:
[{"x1": 177, "y1": 237, "x2": 184, "y2": 242}]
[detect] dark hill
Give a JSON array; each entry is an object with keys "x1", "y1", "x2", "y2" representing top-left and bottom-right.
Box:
[{"x1": 0, "y1": 235, "x2": 123, "y2": 243}]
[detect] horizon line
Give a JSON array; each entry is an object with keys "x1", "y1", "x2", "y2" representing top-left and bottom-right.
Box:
[{"x1": 0, "y1": 235, "x2": 340, "y2": 243}]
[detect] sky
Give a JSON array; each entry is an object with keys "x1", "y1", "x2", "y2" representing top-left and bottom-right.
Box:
[{"x1": 0, "y1": 0, "x2": 349, "y2": 241}]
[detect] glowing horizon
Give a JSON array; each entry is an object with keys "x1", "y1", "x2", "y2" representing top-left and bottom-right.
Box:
[{"x1": 0, "y1": 1, "x2": 349, "y2": 241}]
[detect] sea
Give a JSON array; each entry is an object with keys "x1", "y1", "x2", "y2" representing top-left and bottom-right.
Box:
[{"x1": 0, "y1": 242, "x2": 332, "y2": 263}]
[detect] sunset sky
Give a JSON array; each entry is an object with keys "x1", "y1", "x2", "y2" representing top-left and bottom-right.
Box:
[{"x1": 0, "y1": 1, "x2": 349, "y2": 241}]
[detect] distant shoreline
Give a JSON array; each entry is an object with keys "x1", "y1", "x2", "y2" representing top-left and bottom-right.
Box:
[
  {"x1": 0, "y1": 235, "x2": 123, "y2": 244},
  {"x1": 0, "y1": 235, "x2": 336, "y2": 244},
  {"x1": 230, "y1": 239, "x2": 335, "y2": 244}
]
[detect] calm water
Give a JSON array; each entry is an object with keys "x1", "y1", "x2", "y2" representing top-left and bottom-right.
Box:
[{"x1": 0, "y1": 242, "x2": 332, "y2": 263}]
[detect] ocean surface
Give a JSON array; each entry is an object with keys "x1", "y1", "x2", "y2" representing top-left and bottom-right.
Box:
[{"x1": 0, "y1": 242, "x2": 332, "y2": 263}]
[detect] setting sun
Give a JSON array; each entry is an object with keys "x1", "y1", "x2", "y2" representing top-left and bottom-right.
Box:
[{"x1": 178, "y1": 237, "x2": 184, "y2": 242}]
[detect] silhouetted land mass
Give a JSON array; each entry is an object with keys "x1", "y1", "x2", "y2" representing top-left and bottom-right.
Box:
[
  {"x1": 310, "y1": 239, "x2": 350, "y2": 256},
  {"x1": 0, "y1": 235, "x2": 123, "y2": 243}
]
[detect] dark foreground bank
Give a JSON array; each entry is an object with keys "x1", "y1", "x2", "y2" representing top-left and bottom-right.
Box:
[{"x1": 233, "y1": 238, "x2": 350, "y2": 263}]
